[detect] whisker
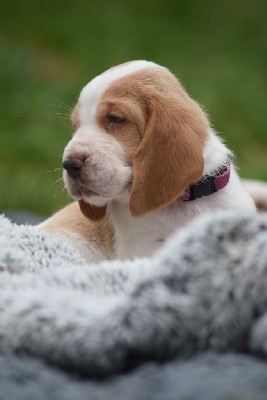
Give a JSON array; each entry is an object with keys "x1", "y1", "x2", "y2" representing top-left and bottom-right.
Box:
[
  {"x1": 55, "y1": 115, "x2": 71, "y2": 121},
  {"x1": 49, "y1": 98, "x2": 73, "y2": 112},
  {"x1": 53, "y1": 186, "x2": 68, "y2": 199},
  {"x1": 50, "y1": 176, "x2": 64, "y2": 187},
  {"x1": 45, "y1": 168, "x2": 62, "y2": 174},
  {"x1": 52, "y1": 180, "x2": 66, "y2": 199},
  {"x1": 55, "y1": 112, "x2": 70, "y2": 117}
]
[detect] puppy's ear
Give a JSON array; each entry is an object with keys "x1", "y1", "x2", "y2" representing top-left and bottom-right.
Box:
[
  {"x1": 129, "y1": 86, "x2": 209, "y2": 217},
  {"x1": 79, "y1": 200, "x2": 106, "y2": 222}
]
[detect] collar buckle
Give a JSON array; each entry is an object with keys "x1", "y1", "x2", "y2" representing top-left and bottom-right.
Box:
[{"x1": 189, "y1": 177, "x2": 216, "y2": 201}]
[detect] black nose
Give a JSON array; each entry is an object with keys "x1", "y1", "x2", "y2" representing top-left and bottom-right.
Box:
[{"x1": 62, "y1": 158, "x2": 83, "y2": 179}]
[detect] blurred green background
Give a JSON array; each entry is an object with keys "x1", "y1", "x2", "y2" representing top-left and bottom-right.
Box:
[{"x1": 0, "y1": 0, "x2": 266, "y2": 217}]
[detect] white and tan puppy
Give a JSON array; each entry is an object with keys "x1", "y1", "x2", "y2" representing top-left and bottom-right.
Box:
[{"x1": 40, "y1": 60, "x2": 264, "y2": 262}]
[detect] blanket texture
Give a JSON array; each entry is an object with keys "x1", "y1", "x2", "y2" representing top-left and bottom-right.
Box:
[
  {"x1": 1, "y1": 211, "x2": 267, "y2": 398},
  {"x1": 1, "y1": 352, "x2": 267, "y2": 400}
]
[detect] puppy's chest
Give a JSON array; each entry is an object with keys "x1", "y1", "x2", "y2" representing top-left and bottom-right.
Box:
[{"x1": 110, "y1": 205, "x2": 187, "y2": 259}]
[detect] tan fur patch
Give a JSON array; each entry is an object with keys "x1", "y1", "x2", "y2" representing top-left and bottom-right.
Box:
[
  {"x1": 70, "y1": 102, "x2": 80, "y2": 130},
  {"x1": 79, "y1": 200, "x2": 107, "y2": 221},
  {"x1": 41, "y1": 202, "x2": 114, "y2": 259}
]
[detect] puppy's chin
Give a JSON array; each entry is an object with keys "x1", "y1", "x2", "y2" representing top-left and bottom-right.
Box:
[
  {"x1": 82, "y1": 194, "x2": 107, "y2": 207},
  {"x1": 81, "y1": 183, "x2": 132, "y2": 208},
  {"x1": 64, "y1": 176, "x2": 104, "y2": 204}
]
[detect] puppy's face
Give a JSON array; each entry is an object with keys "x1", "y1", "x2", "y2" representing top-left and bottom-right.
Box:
[
  {"x1": 63, "y1": 62, "x2": 150, "y2": 208},
  {"x1": 63, "y1": 61, "x2": 209, "y2": 218}
]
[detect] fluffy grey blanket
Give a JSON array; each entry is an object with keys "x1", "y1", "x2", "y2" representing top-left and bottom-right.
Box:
[{"x1": 2, "y1": 211, "x2": 267, "y2": 399}]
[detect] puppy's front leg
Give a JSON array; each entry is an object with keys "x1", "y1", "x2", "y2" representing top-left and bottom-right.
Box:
[{"x1": 39, "y1": 202, "x2": 114, "y2": 262}]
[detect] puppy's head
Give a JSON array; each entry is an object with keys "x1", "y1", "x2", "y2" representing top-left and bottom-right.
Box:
[{"x1": 63, "y1": 61, "x2": 209, "y2": 220}]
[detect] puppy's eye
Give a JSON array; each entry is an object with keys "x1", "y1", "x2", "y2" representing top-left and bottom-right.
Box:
[{"x1": 108, "y1": 115, "x2": 126, "y2": 124}]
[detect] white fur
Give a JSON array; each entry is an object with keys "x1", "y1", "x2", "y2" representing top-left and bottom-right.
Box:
[{"x1": 62, "y1": 61, "x2": 256, "y2": 260}]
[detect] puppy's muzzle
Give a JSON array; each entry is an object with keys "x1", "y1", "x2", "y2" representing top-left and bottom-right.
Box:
[{"x1": 63, "y1": 158, "x2": 83, "y2": 179}]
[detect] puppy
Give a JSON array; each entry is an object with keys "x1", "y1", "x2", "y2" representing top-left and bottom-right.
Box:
[{"x1": 40, "y1": 60, "x2": 260, "y2": 262}]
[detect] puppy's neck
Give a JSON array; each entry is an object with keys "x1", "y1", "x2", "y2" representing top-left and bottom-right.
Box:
[{"x1": 109, "y1": 201, "x2": 184, "y2": 259}]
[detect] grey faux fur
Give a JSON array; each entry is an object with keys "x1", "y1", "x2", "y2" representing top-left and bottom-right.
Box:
[
  {"x1": 1, "y1": 211, "x2": 267, "y2": 378},
  {"x1": 1, "y1": 352, "x2": 267, "y2": 400}
]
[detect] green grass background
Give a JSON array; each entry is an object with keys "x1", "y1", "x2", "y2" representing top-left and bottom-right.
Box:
[{"x1": 0, "y1": 0, "x2": 266, "y2": 217}]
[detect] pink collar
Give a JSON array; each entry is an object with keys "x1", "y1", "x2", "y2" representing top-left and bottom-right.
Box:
[{"x1": 180, "y1": 162, "x2": 231, "y2": 201}]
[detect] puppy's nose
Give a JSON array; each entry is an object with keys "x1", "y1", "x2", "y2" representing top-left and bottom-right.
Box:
[{"x1": 62, "y1": 158, "x2": 83, "y2": 179}]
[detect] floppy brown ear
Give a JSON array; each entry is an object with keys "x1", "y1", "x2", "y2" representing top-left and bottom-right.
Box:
[
  {"x1": 129, "y1": 89, "x2": 209, "y2": 217},
  {"x1": 79, "y1": 200, "x2": 106, "y2": 222}
]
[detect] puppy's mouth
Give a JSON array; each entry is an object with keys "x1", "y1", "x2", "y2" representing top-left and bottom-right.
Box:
[
  {"x1": 63, "y1": 167, "x2": 133, "y2": 204},
  {"x1": 65, "y1": 178, "x2": 120, "y2": 207},
  {"x1": 79, "y1": 184, "x2": 99, "y2": 198},
  {"x1": 72, "y1": 184, "x2": 101, "y2": 201}
]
